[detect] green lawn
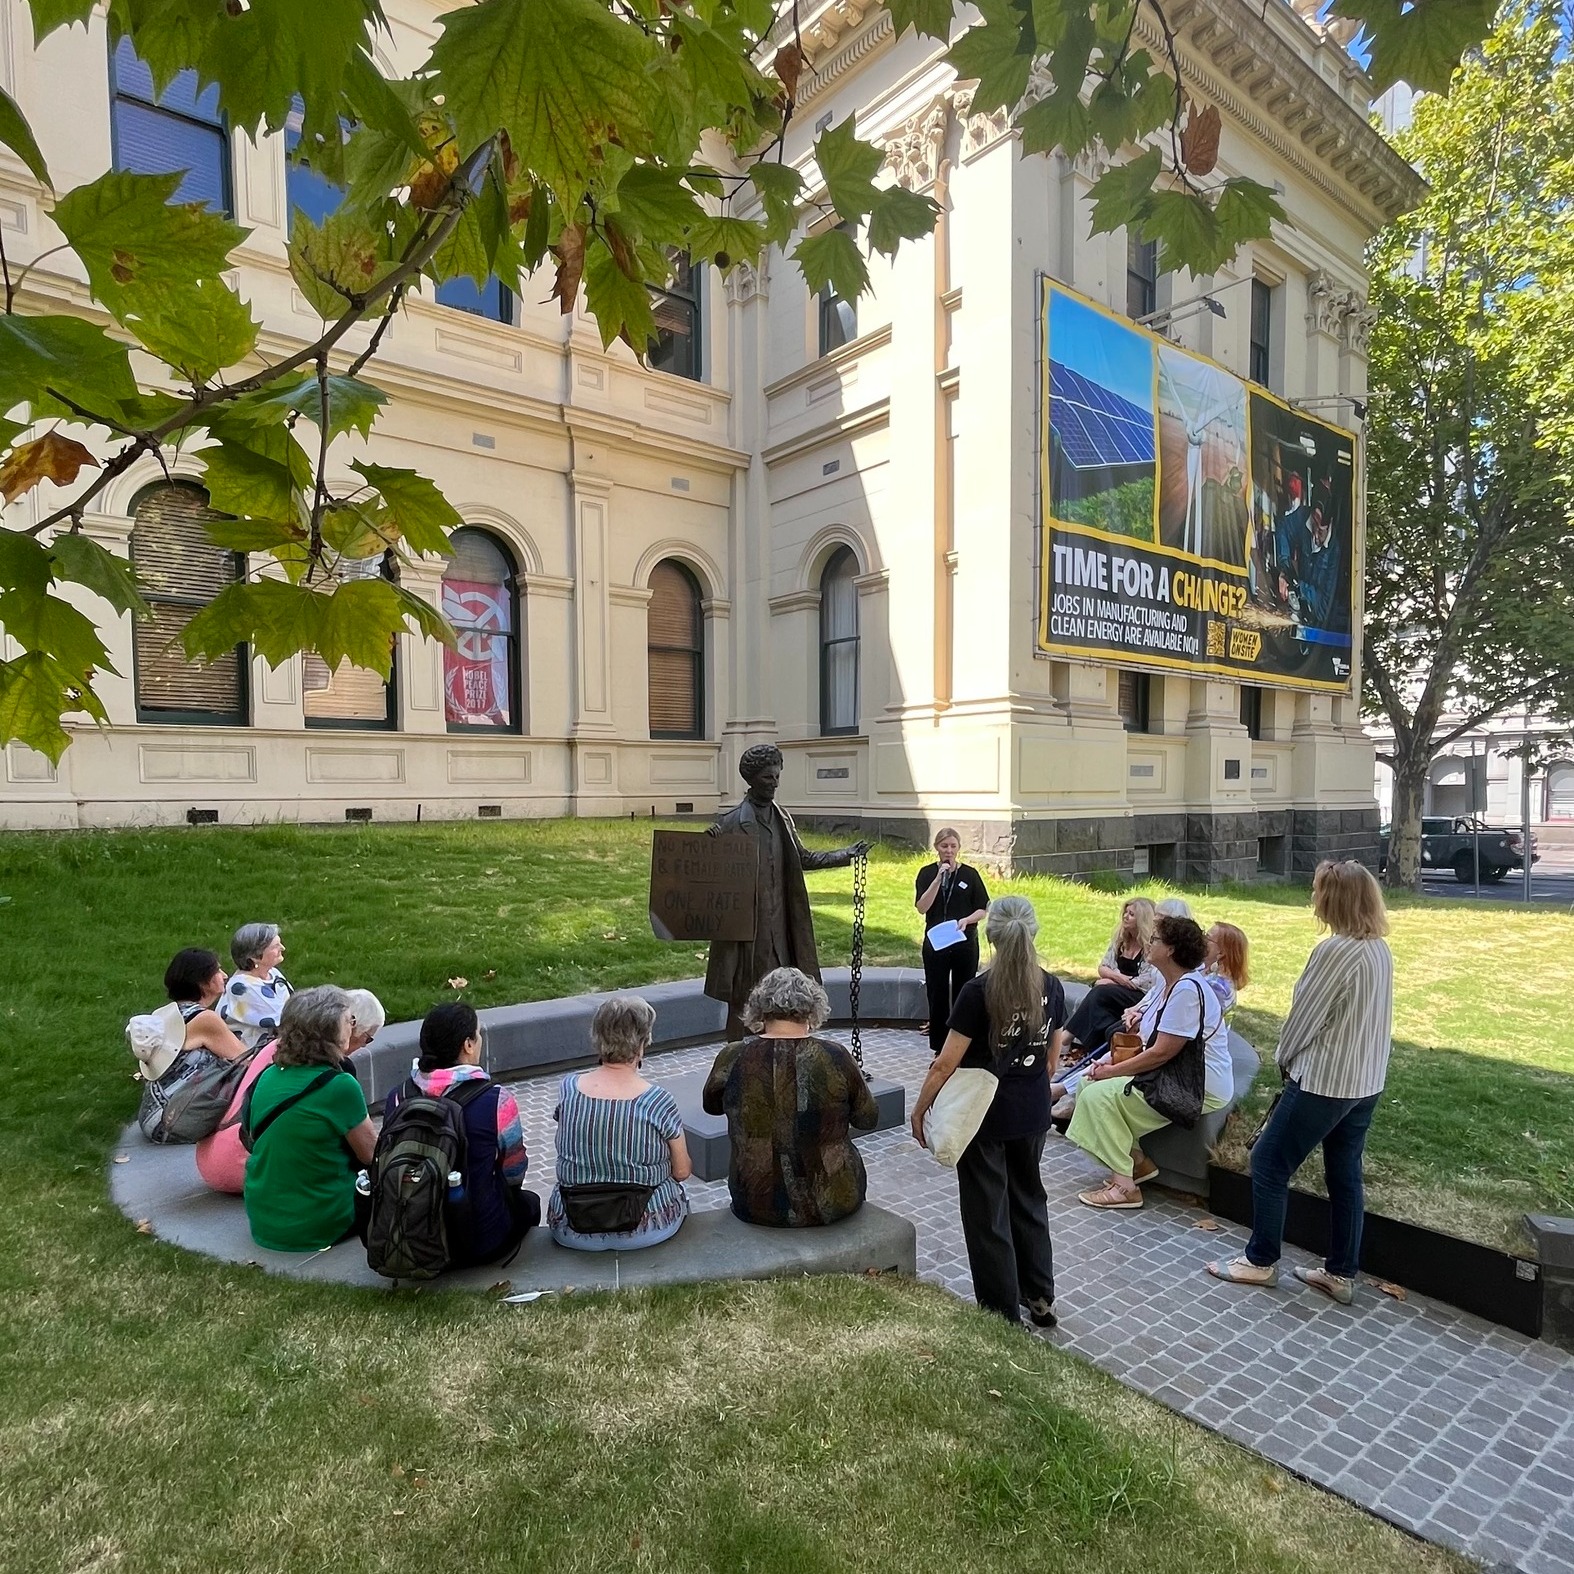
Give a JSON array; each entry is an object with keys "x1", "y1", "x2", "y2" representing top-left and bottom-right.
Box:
[{"x1": 0, "y1": 817, "x2": 1553, "y2": 1571}]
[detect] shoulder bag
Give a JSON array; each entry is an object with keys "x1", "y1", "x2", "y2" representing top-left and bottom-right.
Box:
[
  {"x1": 153, "y1": 1045, "x2": 261, "y2": 1144},
  {"x1": 922, "y1": 1067, "x2": 998, "y2": 1168},
  {"x1": 1125, "y1": 979, "x2": 1207, "y2": 1130}
]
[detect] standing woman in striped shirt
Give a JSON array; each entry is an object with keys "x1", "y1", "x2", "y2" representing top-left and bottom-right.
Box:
[{"x1": 1208, "y1": 860, "x2": 1394, "y2": 1304}]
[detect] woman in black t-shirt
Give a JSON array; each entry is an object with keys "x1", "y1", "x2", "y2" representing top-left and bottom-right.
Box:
[
  {"x1": 910, "y1": 895, "x2": 1066, "y2": 1328},
  {"x1": 914, "y1": 828, "x2": 991, "y2": 1055}
]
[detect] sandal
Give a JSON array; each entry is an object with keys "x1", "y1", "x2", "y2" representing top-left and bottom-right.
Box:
[
  {"x1": 1078, "y1": 1182, "x2": 1143, "y2": 1210},
  {"x1": 1206, "y1": 1256, "x2": 1279, "y2": 1288}
]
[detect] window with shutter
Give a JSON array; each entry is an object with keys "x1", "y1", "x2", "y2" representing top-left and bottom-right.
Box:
[
  {"x1": 647, "y1": 560, "x2": 703, "y2": 739},
  {"x1": 129, "y1": 483, "x2": 247, "y2": 724},
  {"x1": 304, "y1": 555, "x2": 396, "y2": 728},
  {"x1": 441, "y1": 528, "x2": 522, "y2": 731},
  {"x1": 819, "y1": 547, "x2": 859, "y2": 735},
  {"x1": 648, "y1": 252, "x2": 701, "y2": 381},
  {"x1": 110, "y1": 38, "x2": 230, "y2": 215},
  {"x1": 1117, "y1": 670, "x2": 1152, "y2": 733}
]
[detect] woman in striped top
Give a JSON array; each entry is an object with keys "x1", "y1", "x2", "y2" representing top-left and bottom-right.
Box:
[
  {"x1": 1208, "y1": 861, "x2": 1394, "y2": 1305},
  {"x1": 548, "y1": 996, "x2": 692, "y2": 1251}
]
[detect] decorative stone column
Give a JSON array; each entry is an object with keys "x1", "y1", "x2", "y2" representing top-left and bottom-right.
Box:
[
  {"x1": 394, "y1": 554, "x2": 447, "y2": 736},
  {"x1": 568, "y1": 467, "x2": 620, "y2": 814},
  {"x1": 719, "y1": 252, "x2": 775, "y2": 799}
]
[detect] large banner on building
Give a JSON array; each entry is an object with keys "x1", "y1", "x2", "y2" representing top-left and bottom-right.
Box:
[{"x1": 1037, "y1": 281, "x2": 1357, "y2": 692}]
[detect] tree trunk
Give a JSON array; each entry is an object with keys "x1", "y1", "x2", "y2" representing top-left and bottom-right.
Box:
[{"x1": 1386, "y1": 748, "x2": 1429, "y2": 890}]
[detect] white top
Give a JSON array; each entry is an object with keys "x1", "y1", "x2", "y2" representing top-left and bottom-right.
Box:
[
  {"x1": 1138, "y1": 970, "x2": 1230, "y2": 1105},
  {"x1": 1276, "y1": 935, "x2": 1394, "y2": 1099}
]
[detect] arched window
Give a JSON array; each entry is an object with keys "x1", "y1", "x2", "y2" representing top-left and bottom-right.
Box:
[
  {"x1": 441, "y1": 528, "x2": 522, "y2": 732},
  {"x1": 304, "y1": 555, "x2": 395, "y2": 729},
  {"x1": 129, "y1": 482, "x2": 246, "y2": 724},
  {"x1": 648, "y1": 559, "x2": 703, "y2": 739},
  {"x1": 819, "y1": 547, "x2": 859, "y2": 736},
  {"x1": 1548, "y1": 761, "x2": 1574, "y2": 821}
]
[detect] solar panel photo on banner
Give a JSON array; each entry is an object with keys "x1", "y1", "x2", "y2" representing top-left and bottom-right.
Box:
[{"x1": 1050, "y1": 363, "x2": 1157, "y2": 470}]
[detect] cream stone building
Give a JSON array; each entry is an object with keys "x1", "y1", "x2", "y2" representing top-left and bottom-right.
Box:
[{"x1": 0, "y1": 0, "x2": 1418, "y2": 878}]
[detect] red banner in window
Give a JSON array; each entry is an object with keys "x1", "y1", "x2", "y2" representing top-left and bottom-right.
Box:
[{"x1": 441, "y1": 579, "x2": 512, "y2": 726}]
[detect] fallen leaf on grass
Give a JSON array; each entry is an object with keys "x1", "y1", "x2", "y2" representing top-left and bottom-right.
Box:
[
  {"x1": 488, "y1": 1280, "x2": 512, "y2": 1296},
  {"x1": 987, "y1": 1388, "x2": 1002, "y2": 1399},
  {"x1": 1261, "y1": 1474, "x2": 1284, "y2": 1495},
  {"x1": 1375, "y1": 1280, "x2": 1407, "y2": 1301},
  {"x1": 392, "y1": 1509, "x2": 406, "y2": 1518},
  {"x1": 482, "y1": 969, "x2": 497, "y2": 982},
  {"x1": 447, "y1": 976, "x2": 468, "y2": 989},
  {"x1": 135, "y1": 1218, "x2": 153, "y2": 1234},
  {"x1": 1191, "y1": 1217, "x2": 1221, "y2": 1231}
]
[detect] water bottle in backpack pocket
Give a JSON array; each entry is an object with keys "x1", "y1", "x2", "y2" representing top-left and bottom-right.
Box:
[{"x1": 363, "y1": 1078, "x2": 491, "y2": 1280}]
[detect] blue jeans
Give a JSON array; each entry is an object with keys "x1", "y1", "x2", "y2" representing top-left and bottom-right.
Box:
[{"x1": 1246, "y1": 1079, "x2": 1380, "y2": 1278}]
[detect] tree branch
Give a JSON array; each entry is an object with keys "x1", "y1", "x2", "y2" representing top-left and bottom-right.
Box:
[{"x1": 24, "y1": 136, "x2": 499, "y2": 540}]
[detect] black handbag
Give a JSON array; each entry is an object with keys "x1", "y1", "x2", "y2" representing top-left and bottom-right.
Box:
[
  {"x1": 559, "y1": 1182, "x2": 655, "y2": 1235},
  {"x1": 1126, "y1": 979, "x2": 1207, "y2": 1130}
]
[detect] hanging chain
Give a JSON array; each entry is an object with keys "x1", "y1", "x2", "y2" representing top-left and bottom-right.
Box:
[{"x1": 848, "y1": 844, "x2": 867, "y2": 1073}]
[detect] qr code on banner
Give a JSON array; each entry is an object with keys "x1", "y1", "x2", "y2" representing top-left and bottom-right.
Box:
[{"x1": 1206, "y1": 620, "x2": 1226, "y2": 657}]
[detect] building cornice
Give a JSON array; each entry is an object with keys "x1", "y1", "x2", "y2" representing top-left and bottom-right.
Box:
[
  {"x1": 762, "y1": 321, "x2": 893, "y2": 401},
  {"x1": 760, "y1": 396, "x2": 891, "y2": 467},
  {"x1": 776, "y1": 0, "x2": 1421, "y2": 232}
]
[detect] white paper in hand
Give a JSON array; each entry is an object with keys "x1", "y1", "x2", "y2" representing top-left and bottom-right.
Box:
[{"x1": 926, "y1": 920, "x2": 966, "y2": 951}]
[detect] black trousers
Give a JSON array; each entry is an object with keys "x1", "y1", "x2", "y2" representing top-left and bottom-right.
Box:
[
  {"x1": 956, "y1": 1131, "x2": 1055, "y2": 1323},
  {"x1": 923, "y1": 937, "x2": 980, "y2": 1053}
]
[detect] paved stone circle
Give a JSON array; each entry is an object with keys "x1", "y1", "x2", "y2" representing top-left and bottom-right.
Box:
[{"x1": 511, "y1": 1027, "x2": 1574, "y2": 1574}]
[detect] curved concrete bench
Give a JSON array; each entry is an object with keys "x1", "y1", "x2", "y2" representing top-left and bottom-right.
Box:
[{"x1": 108, "y1": 1136, "x2": 915, "y2": 1292}]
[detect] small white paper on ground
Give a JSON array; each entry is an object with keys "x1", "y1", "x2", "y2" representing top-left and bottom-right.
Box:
[{"x1": 926, "y1": 920, "x2": 966, "y2": 951}]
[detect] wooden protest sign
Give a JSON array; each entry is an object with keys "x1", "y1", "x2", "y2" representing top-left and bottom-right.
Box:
[{"x1": 649, "y1": 830, "x2": 757, "y2": 942}]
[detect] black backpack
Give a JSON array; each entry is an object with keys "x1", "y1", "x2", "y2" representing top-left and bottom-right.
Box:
[{"x1": 364, "y1": 1077, "x2": 491, "y2": 1281}]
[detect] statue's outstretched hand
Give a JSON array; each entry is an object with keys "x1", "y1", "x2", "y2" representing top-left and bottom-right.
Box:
[
  {"x1": 705, "y1": 823, "x2": 721, "y2": 838},
  {"x1": 846, "y1": 839, "x2": 872, "y2": 859}
]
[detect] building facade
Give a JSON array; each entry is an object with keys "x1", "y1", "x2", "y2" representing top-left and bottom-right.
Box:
[
  {"x1": 1370, "y1": 712, "x2": 1574, "y2": 847},
  {"x1": 0, "y1": 0, "x2": 1417, "y2": 877}
]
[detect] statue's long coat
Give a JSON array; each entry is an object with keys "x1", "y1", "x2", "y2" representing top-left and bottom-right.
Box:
[{"x1": 702, "y1": 797, "x2": 849, "y2": 1006}]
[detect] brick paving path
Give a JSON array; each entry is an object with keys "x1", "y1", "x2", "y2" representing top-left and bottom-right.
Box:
[{"x1": 509, "y1": 1028, "x2": 1574, "y2": 1574}]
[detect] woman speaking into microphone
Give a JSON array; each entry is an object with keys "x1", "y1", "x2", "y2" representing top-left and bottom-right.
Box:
[{"x1": 915, "y1": 828, "x2": 990, "y2": 1055}]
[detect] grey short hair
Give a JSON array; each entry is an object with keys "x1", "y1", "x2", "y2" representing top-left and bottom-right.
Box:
[
  {"x1": 743, "y1": 967, "x2": 830, "y2": 1033},
  {"x1": 1155, "y1": 897, "x2": 1193, "y2": 920},
  {"x1": 344, "y1": 988, "x2": 385, "y2": 1036},
  {"x1": 231, "y1": 922, "x2": 279, "y2": 972},
  {"x1": 591, "y1": 995, "x2": 656, "y2": 1065},
  {"x1": 273, "y1": 984, "x2": 351, "y2": 1069}
]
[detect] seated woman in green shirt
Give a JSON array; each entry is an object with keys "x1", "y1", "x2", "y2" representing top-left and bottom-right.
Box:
[{"x1": 243, "y1": 985, "x2": 377, "y2": 1252}]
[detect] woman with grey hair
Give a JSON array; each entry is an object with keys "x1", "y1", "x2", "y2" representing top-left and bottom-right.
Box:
[
  {"x1": 343, "y1": 988, "x2": 385, "y2": 1054},
  {"x1": 242, "y1": 985, "x2": 376, "y2": 1252},
  {"x1": 220, "y1": 922, "x2": 293, "y2": 1051},
  {"x1": 702, "y1": 967, "x2": 879, "y2": 1228},
  {"x1": 910, "y1": 896, "x2": 1067, "y2": 1327},
  {"x1": 547, "y1": 996, "x2": 693, "y2": 1251}
]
